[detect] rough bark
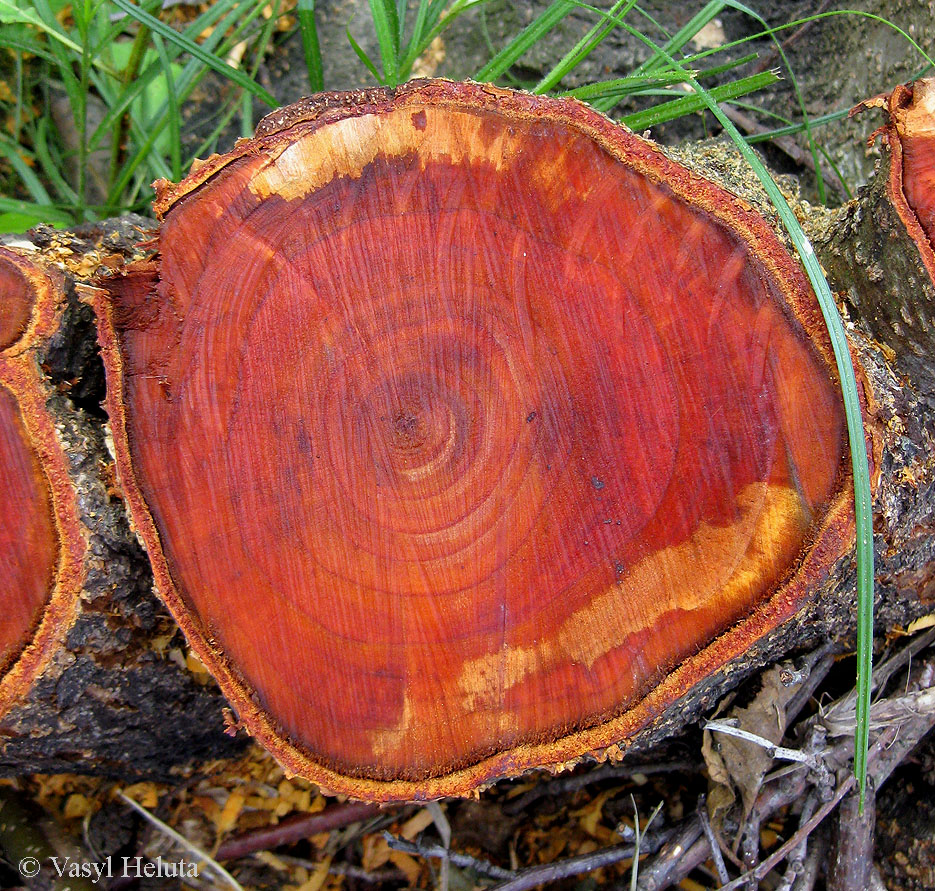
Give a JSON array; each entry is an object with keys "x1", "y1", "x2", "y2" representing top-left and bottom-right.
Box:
[
  {"x1": 818, "y1": 82, "x2": 935, "y2": 405},
  {"x1": 0, "y1": 224, "x2": 244, "y2": 779}
]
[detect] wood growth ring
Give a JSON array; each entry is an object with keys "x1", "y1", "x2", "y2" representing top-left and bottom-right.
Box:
[{"x1": 94, "y1": 80, "x2": 856, "y2": 800}]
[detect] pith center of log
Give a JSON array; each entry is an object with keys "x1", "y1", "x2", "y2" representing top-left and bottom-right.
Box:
[{"x1": 95, "y1": 81, "x2": 851, "y2": 799}]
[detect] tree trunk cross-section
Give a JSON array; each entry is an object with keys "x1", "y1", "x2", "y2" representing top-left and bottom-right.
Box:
[
  {"x1": 93, "y1": 80, "x2": 858, "y2": 800},
  {"x1": 0, "y1": 249, "x2": 85, "y2": 716},
  {"x1": 1, "y1": 234, "x2": 246, "y2": 779}
]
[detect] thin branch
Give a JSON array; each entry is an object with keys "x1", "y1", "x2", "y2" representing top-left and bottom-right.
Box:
[
  {"x1": 503, "y1": 760, "x2": 698, "y2": 815},
  {"x1": 486, "y1": 831, "x2": 673, "y2": 891},
  {"x1": 697, "y1": 797, "x2": 729, "y2": 885},
  {"x1": 385, "y1": 833, "x2": 515, "y2": 881},
  {"x1": 216, "y1": 801, "x2": 386, "y2": 861}
]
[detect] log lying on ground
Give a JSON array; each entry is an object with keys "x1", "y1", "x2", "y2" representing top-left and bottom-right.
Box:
[
  {"x1": 820, "y1": 78, "x2": 935, "y2": 402},
  {"x1": 0, "y1": 236, "x2": 244, "y2": 778},
  {"x1": 90, "y1": 79, "x2": 931, "y2": 801}
]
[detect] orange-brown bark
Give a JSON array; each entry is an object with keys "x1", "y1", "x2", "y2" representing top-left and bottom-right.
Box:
[
  {"x1": 820, "y1": 79, "x2": 935, "y2": 404},
  {"x1": 0, "y1": 248, "x2": 84, "y2": 716},
  {"x1": 892, "y1": 79, "x2": 935, "y2": 251},
  {"x1": 94, "y1": 80, "x2": 856, "y2": 800},
  {"x1": 880, "y1": 79, "x2": 935, "y2": 283}
]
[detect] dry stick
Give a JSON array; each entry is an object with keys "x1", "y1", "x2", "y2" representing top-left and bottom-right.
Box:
[
  {"x1": 784, "y1": 647, "x2": 839, "y2": 724},
  {"x1": 697, "y1": 797, "x2": 729, "y2": 885},
  {"x1": 792, "y1": 824, "x2": 827, "y2": 891},
  {"x1": 827, "y1": 781, "x2": 876, "y2": 891},
  {"x1": 275, "y1": 853, "x2": 407, "y2": 884},
  {"x1": 776, "y1": 792, "x2": 819, "y2": 890},
  {"x1": 216, "y1": 801, "x2": 386, "y2": 861},
  {"x1": 632, "y1": 819, "x2": 703, "y2": 891},
  {"x1": 637, "y1": 834, "x2": 710, "y2": 891},
  {"x1": 633, "y1": 643, "x2": 935, "y2": 890},
  {"x1": 502, "y1": 760, "x2": 699, "y2": 815},
  {"x1": 385, "y1": 834, "x2": 515, "y2": 881},
  {"x1": 716, "y1": 723, "x2": 904, "y2": 891},
  {"x1": 483, "y1": 830, "x2": 673, "y2": 891}
]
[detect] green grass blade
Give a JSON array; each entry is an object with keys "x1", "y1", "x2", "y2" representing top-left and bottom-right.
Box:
[
  {"x1": 346, "y1": 26, "x2": 384, "y2": 82},
  {"x1": 534, "y1": 0, "x2": 639, "y2": 94},
  {"x1": 297, "y1": 0, "x2": 324, "y2": 92},
  {"x1": 580, "y1": 53, "x2": 759, "y2": 111},
  {"x1": 368, "y1": 0, "x2": 400, "y2": 85},
  {"x1": 635, "y1": 0, "x2": 725, "y2": 75},
  {"x1": 475, "y1": 1, "x2": 574, "y2": 82},
  {"x1": 33, "y1": 117, "x2": 79, "y2": 204},
  {"x1": 744, "y1": 108, "x2": 851, "y2": 142},
  {"x1": 0, "y1": 136, "x2": 52, "y2": 203},
  {"x1": 723, "y1": 1, "x2": 827, "y2": 202},
  {"x1": 564, "y1": 71, "x2": 695, "y2": 101},
  {"x1": 152, "y1": 33, "x2": 181, "y2": 181},
  {"x1": 109, "y1": 0, "x2": 277, "y2": 106},
  {"x1": 0, "y1": 197, "x2": 74, "y2": 230},
  {"x1": 621, "y1": 70, "x2": 779, "y2": 130},
  {"x1": 0, "y1": 0, "x2": 84, "y2": 56},
  {"x1": 88, "y1": 0, "x2": 268, "y2": 154}
]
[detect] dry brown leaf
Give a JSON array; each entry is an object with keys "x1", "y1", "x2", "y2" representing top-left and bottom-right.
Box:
[
  {"x1": 216, "y1": 791, "x2": 246, "y2": 834},
  {"x1": 388, "y1": 850, "x2": 423, "y2": 884},
  {"x1": 296, "y1": 855, "x2": 332, "y2": 891},
  {"x1": 400, "y1": 807, "x2": 436, "y2": 840},
  {"x1": 703, "y1": 663, "x2": 803, "y2": 825}
]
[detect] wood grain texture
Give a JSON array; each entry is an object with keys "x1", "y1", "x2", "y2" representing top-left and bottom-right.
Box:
[{"x1": 94, "y1": 81, "x2": 856, "y2": 800}]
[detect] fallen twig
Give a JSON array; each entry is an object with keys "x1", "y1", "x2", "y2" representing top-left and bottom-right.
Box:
[
  {"x1": 697, "y1": 797, "x2": 729, "y2": 885},
  {"x1": 502, "y1": 760, "x2": 698, "y2": 816},
  {"x1": 486, "y1": 830, "x2": 672, "y2": 891},
  {"x1": 384, "y1": 833, "x2": 515, "y2": 881},
  {"x1": 216, "y1": 801, "x2": 386, "y2": 861}
]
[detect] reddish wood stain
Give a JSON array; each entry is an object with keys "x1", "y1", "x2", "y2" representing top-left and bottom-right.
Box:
[
  {"x1": 0, "y1": 385, "x2": 57, "y2": 668},
  {"x1": 0, "y1": 249, "x2": 77, "y2": 699},
  {"x1": 0, "y1": 259, "x2": 34, "y2": 351},
  {"x1": 98, "y1": 82, "x2": 851, "y2": 796},
  {"x1": 895, "y1": 79, "x2": 935, "y2": 248}
]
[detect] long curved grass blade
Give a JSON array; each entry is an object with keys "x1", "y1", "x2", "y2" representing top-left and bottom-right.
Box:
[
  {"x1": 346, "y1": 26, "x2": 383, "y2": 82},
  {"x1": 475, "y1": 1, "x2": 574, "y2": 82},
  {"x1": 534, "y1": 0, "x2": 639, "y2": 94}
]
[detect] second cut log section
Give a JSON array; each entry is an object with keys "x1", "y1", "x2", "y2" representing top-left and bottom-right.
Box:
[{"x1": 93, "y1": 80, "x2": 856, "y2": 800}]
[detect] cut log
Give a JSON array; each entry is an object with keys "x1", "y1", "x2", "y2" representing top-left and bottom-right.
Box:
[
  {"x1": 0, "y1": 239, "x2": 244, "y2": 778},
  {"x1": 89, "y1": 80, "x2": 880, "y2": 801},
  {"x1": 819, "y1": 78, "x2": 935, "y2": 402}
]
